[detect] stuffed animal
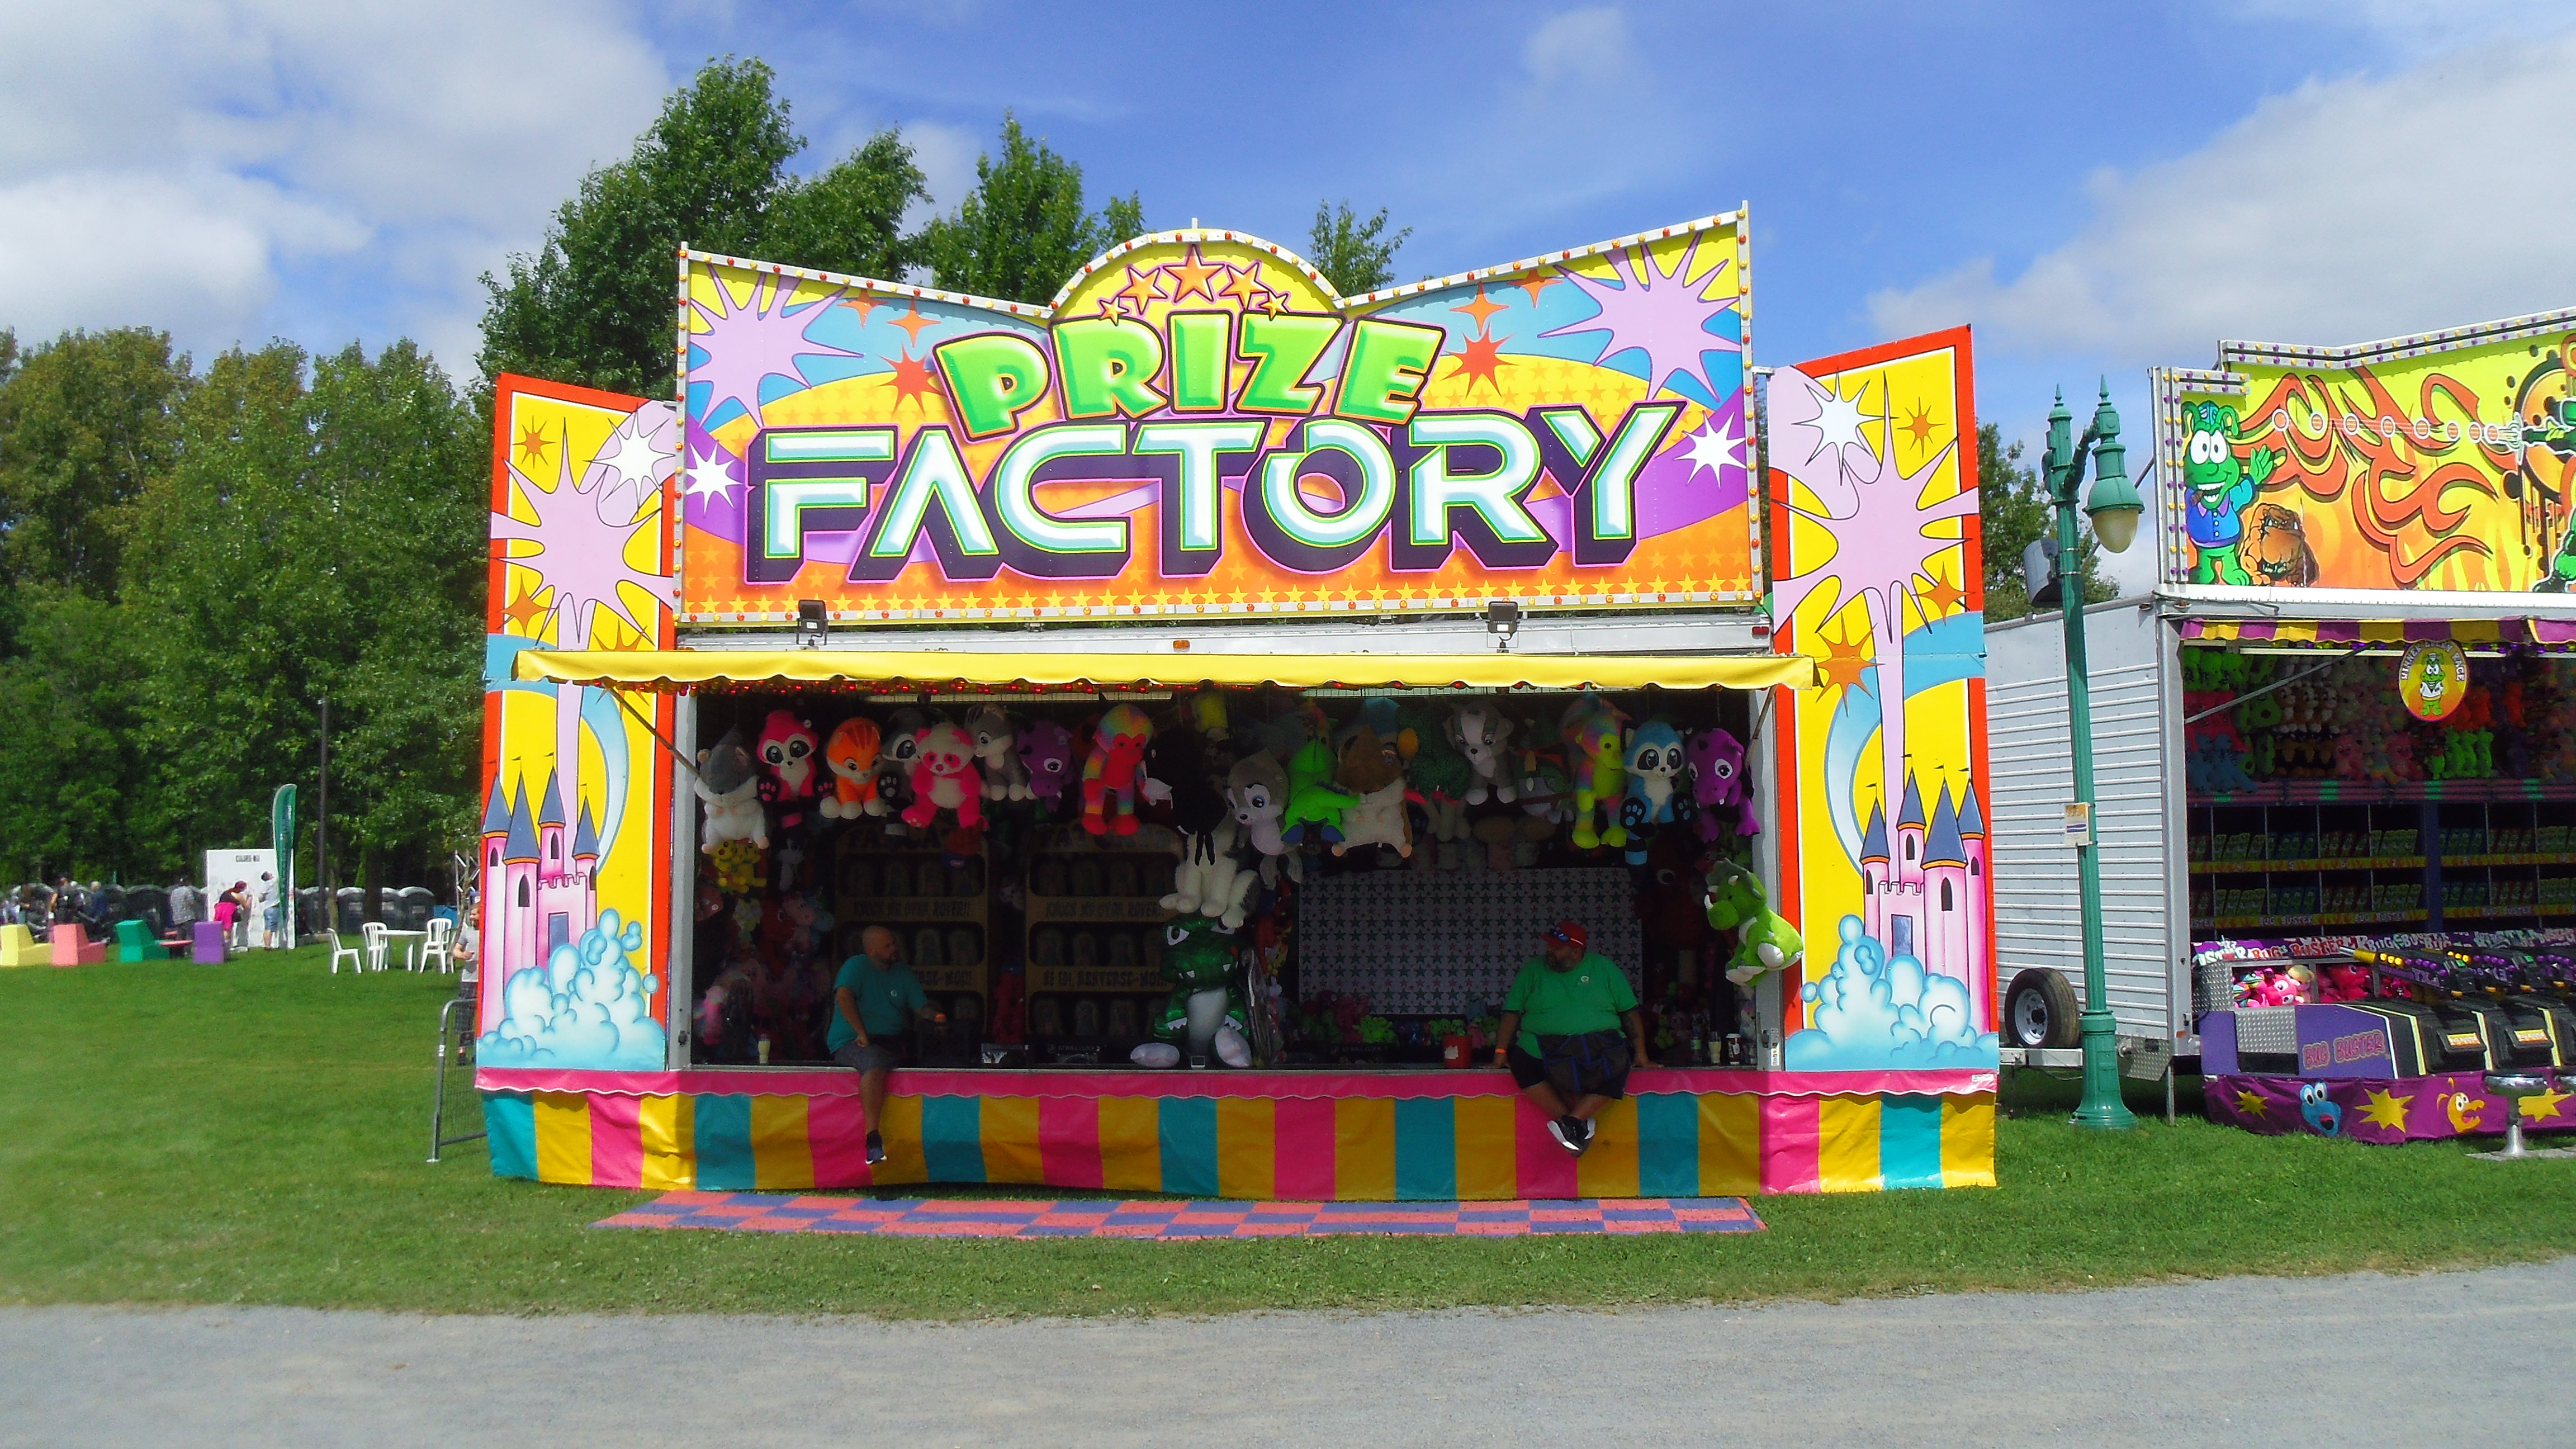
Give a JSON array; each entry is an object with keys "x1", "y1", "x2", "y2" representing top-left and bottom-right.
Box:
[
  {"x1": 1448, "y1": 705, "x2": 1517, "y2": 804},
  {"x1": 1081, "y1": 704, "x2": 1154, "y2": 836},
  {"x1": 875, "y1": 706, "x2": 930, "y2": 831},
  {"x1": 1280, "y1": 735, "x2": 1353, "y2": 845},
  {"x1": 1129, "y1": 913, "x2": 1252, "y2": 1068},
  {"x1": 755, "y1": 711, "x2": 820, "y2": 828},
  {"x1": 1560, "y1": 695, "x2": 1628, "y2": 850},
  {"x1": 963, "y1": 707, "x2": 1031, "y2": 802},
  {"x1": 903, "y1": 721, "x2": 985, "y2": 830},
  {"x1": 1685, "y1": 727, "x2": 1752, "y2": 841},
  {"x1": 818, "y1": 717, "x2": 882, "y2": 820},
  {"x1": 1704, "y1": 860, "x2": 1805, "y2": 986},
  {"x1": 1225, "y1": 752, "x2": 1290, "y2": 858},
  {"x1": 695, "y1": 727, "x2": 766, "y2": 851},
  {"x1": 1618, "y1": 720, "x2": 1685, "y2": 865},
  {"x1": 1143, "y1": 727, "x2": 1229, "y2": 837},
  {"x1": 1331, "y1": 725, "x2": 1412, "y2": 857},
  {"x1": 1163, "y1": 817, "x2": 1256, "y2": 928},
  {"x1": 2330, "y1": 733, "x2": 2366, "y2": 782},
  {"x1": 1516, "y1": 738, "x2": 1571, "y2": 823},
  {"x1": 1017, "y1": 718, "x2": 1077, "y2": 809},
  {"x1": 1188, "y1": 686, "x2": 1231, "y2": 742}
]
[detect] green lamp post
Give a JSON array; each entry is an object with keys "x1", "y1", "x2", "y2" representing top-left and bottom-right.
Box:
[{"x1": 2043, "y1": 381, "x2": 2144, "y2": 1130}]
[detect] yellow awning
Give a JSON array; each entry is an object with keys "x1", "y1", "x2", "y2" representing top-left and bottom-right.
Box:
[{"x1": 512, "y1": 648, "x2": 1813, "y2": 693}]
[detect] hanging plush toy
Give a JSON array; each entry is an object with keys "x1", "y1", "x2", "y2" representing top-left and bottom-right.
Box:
[
  {"x1": 1163, "y1": 817, "x2": 1256, "y2": 928},
  {"x1": 1017, "y1": 718, "x2": 1077, "y2": 811},
  {"x1": 1560, "y1": 695, "x2": 1628, "y2": 850},
  {"x1": 1332, "y1": 725, "x2": 1412, "y2": 856},
  {"x1": 1618, "y1": 720, "x2": 1685, "y2": 865},
  {"x1": 1081, "y1": 704, "x2": 1154, "y2": 836},
  {"x1": 818, "y1": 716, "x2": 882, "y2": 820},
  {"x1": 875, "y1": 706, "x2": 929, "y2": 832},
  {"x1": 1704, "y1": 860, "x2": 1805, "y2": 986},
  {"x1": 695, "y1": 727, "x2": 766, "y2": 851},
  {"x1": 1686, "y1": 727, "x2": 1753, "y2": 841},
  {"x1": 903, "y1": 721, "x2": 985, "y2": 830},
  {"x1": 756, "y1": 711, "x2": 820, "y2": 829},
  {"x1": 1279, "y1": 735, "x2": 1352, "y2": 847},
  {"x1": 963, "y1": 705, "x2": 1031, "y2": 802},
  {"x1": 1188, "y1": 686, "x2": 1231, "y2": 742},
  {"x1": 1128, "y1": 913, "x2": 1252, "y2": 1068},
  {"x1": 1447, "y1": 704, "x2": 1518, "y2": 804}
]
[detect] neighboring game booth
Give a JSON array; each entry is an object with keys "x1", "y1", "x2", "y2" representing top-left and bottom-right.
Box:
[
  {"x1": 472, "y1": 211, "x2": 2004, "y2": 1197},
  {"x1": 2145, "y1": 307, "x2": 2576, "y2": 1142}
]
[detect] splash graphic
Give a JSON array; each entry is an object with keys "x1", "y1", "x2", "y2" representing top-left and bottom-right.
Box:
[
  {"x1": 476, "y1": 910, "x2": 663, "y2": 1069},
  {"x1": 688, "y1": 269, "x2": 861, "y2": 431},
  {"x1": 1784, "y1": 916, "x2": 1996, "y2": 1070},
  {"x1": 491, "y1": 409, "x2": 675, "y2": 650},
  {"x1": 1540, "y1": 237, "x2": 1740, "y2": 404}
]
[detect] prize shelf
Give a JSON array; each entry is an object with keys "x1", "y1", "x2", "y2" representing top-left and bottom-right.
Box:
[
  {"x1": 832, "y1": 822, "x2": 991, "y2": 1010},
  {"x1": 1021, "y1": 822, "x2": 1180, "y2": 1048},
  {"x1": 2186, "y1": 790, "x2": 2576, "y2": 936}
]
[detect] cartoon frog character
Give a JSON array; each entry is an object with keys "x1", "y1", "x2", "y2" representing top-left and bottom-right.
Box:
[
  {"x1": 1128, "y1": 913, "x2": 1251, "y2": 1068},
  {"x1": 1704, "y1": 860, "x2": 1805, "y2": 987},
  {"x1": 2181, "y1": 401, "x2": 2279, "y2": 585}
]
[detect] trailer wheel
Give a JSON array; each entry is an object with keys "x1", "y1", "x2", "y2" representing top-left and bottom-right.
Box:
[{"x1": 2004, "y1": 970, "x2": 2082, "y2": 1049}]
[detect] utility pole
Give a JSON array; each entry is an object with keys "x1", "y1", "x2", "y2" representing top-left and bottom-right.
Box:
[{"x1": 317, "y1": 697, "x2": 331, "y2": 931}]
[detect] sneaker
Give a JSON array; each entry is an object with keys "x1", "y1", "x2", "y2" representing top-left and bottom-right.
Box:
[
  {"x1": 865, "y1": 1131, "x2": 887, "y2": 1166},
  {"x1": 1547, "y1": 1115, "x2": 1583, "y2": 1154},
  {"x1": 1571, "y1": 1117, "x2": 1595, "y2": 1155}
]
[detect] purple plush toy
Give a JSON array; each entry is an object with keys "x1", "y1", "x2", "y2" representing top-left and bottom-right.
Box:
[
  {"x1": 1687, "y1": 727, "x2": 1755, "y2": 840},
  {"x1": 1018, "y1": 719, "x2": 1078, "y2": 810}
]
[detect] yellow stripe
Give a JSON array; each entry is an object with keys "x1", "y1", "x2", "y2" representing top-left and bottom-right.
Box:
[
  {"x1": 1940, "y1": 1095, "x2": 1997, "y2": 1187},
  {"x1": 1574, "y1": 1097, "x2": 1641, "y2": 1199},
  {"x1": 638, "y1": 1094, "x2": 694, "y2": 1190},
  {"x1": 981, "y1": 1096, "x2": 1046, "y2": 1185},
  {"x1": 532, "y1": 1091, "x2": 593, "y2": 1185},
  {"x1": 1333, "y1": 1097, "x2": 1396, "y2": 1201},
  {"x1": 1695, "y1": 1092, "x2": 1760, "y2": 1195},
  {"x1": 875, "y1": 1095, "x2": 927, "y2": 1185},
  {"x1": 2198, "y1": 622, "x2": 2241, "y2": 641},
  {"x1": 749, "y1": 1094, "x2": 813, "y2": 1190},
  {"x1": 1453, "y1": 1095, "x2": 1519, "y2": 1201},
  {"x1": 2274, "y1": 621, "x2": 2318, "y2": 642},
  {"x1": 1816, "y1": 1096, "x2": 1883, "y2": 1192},
  {"x1": 2457, "y1": 620, "x2": 2501, "y2": 642},
  {"x1": 1097, "y1": 1097, "x2": 1163, "y2": 1192},
  {"x1": 2360, "y1": 621, "x2": 2405, "y2": 641},
  {"x1": 1215, "y1": 1097, "x2": 1275, "y2": 1200}
]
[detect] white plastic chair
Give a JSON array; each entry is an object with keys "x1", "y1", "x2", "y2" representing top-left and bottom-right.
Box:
[
  {"x1": 327, "y1": 930, "x2": 363, "y2": 975},
  {"x1": 362, "y1": 921, "x2": 390, "y2": 972},
  {"x1": 420, "y1": 918, "x2": 454, "y2": 973}
]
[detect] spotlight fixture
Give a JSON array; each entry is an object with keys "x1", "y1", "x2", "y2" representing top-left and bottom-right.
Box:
[
  {"x1": 795, "y1": 599, "x2": 828, "y2": 650},
  {"x1": 1484, "y1": 599, "x2": 1523, "y2": 652}
]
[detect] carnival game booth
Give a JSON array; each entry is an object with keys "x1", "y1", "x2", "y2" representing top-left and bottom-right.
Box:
[
  {"x1": 471, "y1": 214, "x2": 2002, "y2": 1197},
  {"x1": 1986, "y1": 305, "x2": 2576, "y2": 1139}
]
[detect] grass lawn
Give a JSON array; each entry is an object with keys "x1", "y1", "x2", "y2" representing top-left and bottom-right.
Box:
[{"x1": 2, "y1": 945, "x2": 2569, "y2": 1319}]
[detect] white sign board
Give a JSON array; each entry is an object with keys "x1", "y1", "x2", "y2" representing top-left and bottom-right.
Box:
[{"x1": 204, "y1": 849, "x2": 281, "y2": 948}]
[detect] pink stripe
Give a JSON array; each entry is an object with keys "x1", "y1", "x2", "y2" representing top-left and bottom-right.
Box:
[
  {"x1": 807, "y1": 1093, "x2": 872, "y2": 1189},
  {"x1": 1514, "y1": 1097, "x2": 1578, "y2": 1200},
  {"x1": 589, "y1": 1091, "x2": 643, "y2": 1188},
  {"x1": 477, "y1": 1066, "x2": 1995, "y2": 1100},
  {"x1": 1272, "y1": 1097, "x2": 1337, "y2": 1200},
  {"x1": 1759, "y1": 1095, "x2": 1823, "y2": 1194},
  {"x1": 1038, "y1": 1096, "x2": 1103, "y2": 1190}
]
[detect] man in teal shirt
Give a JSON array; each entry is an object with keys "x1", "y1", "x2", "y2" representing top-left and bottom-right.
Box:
[
  {"x1": 1491, "y1": 920, "x2": 1651, "y2": 1156},
  {"x1": 831, "y1": 925, "x2": 937, "y2": 1165}
]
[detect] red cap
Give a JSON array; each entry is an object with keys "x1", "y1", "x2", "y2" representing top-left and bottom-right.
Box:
[{"x1": 1547, "y1": 920, "x2": 1588, "y2": 948}]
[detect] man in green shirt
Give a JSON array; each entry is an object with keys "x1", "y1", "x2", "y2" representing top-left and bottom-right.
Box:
[
  {"x1": 831, "y1": 925, "x2": 938, "y2": 1165},
  {"x1": 1491, "y1": 920, "x2": 1651, "y2": 1156}
]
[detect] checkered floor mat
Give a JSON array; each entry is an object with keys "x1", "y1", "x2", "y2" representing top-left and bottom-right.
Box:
[{"x1": 595, "y1": 1192, "x2": 1765, "y2": 1238}]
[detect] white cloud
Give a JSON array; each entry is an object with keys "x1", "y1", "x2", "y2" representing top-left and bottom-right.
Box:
[
  {"x1": 1524, "y1": 6, "x2": 1635, "y2": 89},
  {"x1": 2220, "y1": 0, "x2": 2568, "y2": 48},
  {"x1": 1871, "y1": 29, "x2": 2576, "y2": 367},
  {"x1": 0, "y1": 1, "x2": 666, "y2": 368}
]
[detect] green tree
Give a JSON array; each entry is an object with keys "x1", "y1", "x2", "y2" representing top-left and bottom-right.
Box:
[
  {"x1": 0, "y1": 328, "x2": 191, "y2": 599},
  {"x1": 916, "y1": 113, "x2": 1144, "y2": 304},
  {"x1": 1305, "y1": 201, "x2": 1410, "y2": 295},
  {"x1": 1978, "y1": 422, "x2": 2114, "y2": 622},
  {"x1": 0, "y1": 588, "x2": 148, "y2": 880},
  {"x1": 478, "y1": 58, "x2": 927, "y2": 397}
]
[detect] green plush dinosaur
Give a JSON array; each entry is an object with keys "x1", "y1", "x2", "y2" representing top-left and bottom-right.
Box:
[
  {"x1": 1128, "y1": 913, "x2": 1251, "y2": 1068},
  {"x1": 1705, "y1": 860, "x2": 1806, "y2": 987}
]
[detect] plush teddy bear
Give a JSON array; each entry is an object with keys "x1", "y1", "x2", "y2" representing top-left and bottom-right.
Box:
[
  {"x1": 818, "y1": 716, "x2": 881, "y2": 820},
  {"x1": 1163, "y1": 817, "x2": 1255, "y2": 929},
  {"x1": 963, "y1": 706, "x2": 1031, "y2": 802},
  {"x1": 695, "y1": 726, "x2": 766, "y2": 851},
  {"x1": 874, "y1": 706, "x2": 930, "y2": 834},
  {"x1": 1016, "y1": 718, "x2": 1077, "y2": 810},
  {"x1": 903, "y1": 722, "x2": 985, "y2": 830}
]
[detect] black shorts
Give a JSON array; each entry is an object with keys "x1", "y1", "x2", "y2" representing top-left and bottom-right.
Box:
[{"x1": 1506, "y1": 1040, "x2": 1632, "y2": 1100}]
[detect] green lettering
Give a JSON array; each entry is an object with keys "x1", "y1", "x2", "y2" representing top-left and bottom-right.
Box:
[
  {"x1": 1237, "y1": 313, "x2": 1341, "y2": 415},
  {"x1": 1166, "y1": 311, "x2": 1233, "y2": 414},
  {"x1": 1334, "y1": 319, "x2": 1444, "y2": 425},
  {"x1": 934, "y1": 333, "x2": 1052, "y2": 440},
  {"x1": 1053, "y1": 319, "x2": 1167, "y2": 420}
]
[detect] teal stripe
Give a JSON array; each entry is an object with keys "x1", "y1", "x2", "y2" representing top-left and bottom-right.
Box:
[
  {"x1": 694, "y1": 1095, "x2": 755, "y2": 1190},
  {"x1": 1393, "y1": 1097, "x2": 1456, "y2": 1201},
  {"x1": 484, "y1": 1092, "x2": 536, "y2": 1180},
  {"x1": 1635, "y1": 1092, "x2": 1702, "y2": 1197},
  {"x1": 1158, "y1": 1097, "x2": 1219, "y2": 1197},
  {"x1": 1879, "y1": 1095, "x2": 1946, "y2": 1190},
  {"x1": 921, "y1": 1096, "x2": 987, "y2": 1183}
]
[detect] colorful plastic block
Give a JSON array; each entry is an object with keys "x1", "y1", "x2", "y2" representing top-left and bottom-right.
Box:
[
  {"x1": 49, "y1": 924, "x2": 106, "y2": 967},
  {"x1": 0, "y1": 924, "x2": 50, "y2": 968}
]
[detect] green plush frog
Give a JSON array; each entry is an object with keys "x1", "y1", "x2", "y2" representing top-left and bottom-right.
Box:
[{"x1": 1705, "y1": 860, "x2": 1806, "y2": 987}]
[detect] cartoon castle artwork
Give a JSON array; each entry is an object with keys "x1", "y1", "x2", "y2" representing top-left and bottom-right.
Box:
[
  {"x1": 479, "y1": 768, "x2": 601, "y2": 1001},
  {"x1": 1858, "y1": 773, "x2": 1990, "y2": 1023}
]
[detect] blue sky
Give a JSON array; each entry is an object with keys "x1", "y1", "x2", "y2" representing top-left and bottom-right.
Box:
[{"x1": 4, "y1": 2, "x2": 2571, "y2": 583}]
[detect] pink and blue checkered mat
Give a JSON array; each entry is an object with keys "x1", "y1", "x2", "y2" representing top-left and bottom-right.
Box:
[{"x1": 597, "y1": 1192, "x2": 1765, "y2": 1238}]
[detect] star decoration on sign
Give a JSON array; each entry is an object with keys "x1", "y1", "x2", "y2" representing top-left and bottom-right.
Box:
[
  {"x1": 681, "y1": 437, "x2": 742, "y2": 504},
  {"x1": 1445, "y1": 328, "x2": 1511, "y2": 395},
  {"x1": 1811, "y1": 385, "x2": 1884, "y2": 477},
  {"x1": 1902, "y1": 401, "x2": 1940, "y2": 449},
  {"x1": 1452, "y1": 285, "x2": 1506, "y2": 331},
  {"x1": 2359, "y1": 1088, "x2": 2412, "y2": 1129},
  {"x1": 888, "y1": 352, "x2": 943, "y2": 413},
  {"x1": 1914, "y1": 571, "x2": 1966, "y2": 618},
  {"x1": 1115, "y1": 264, "x2": 1165, "y2": 316},
  {"x1": 1164, "y1": 244, "x2": 1223, "y2": 302},
  {"x1": 840, "y1": 293, "x2": 878, "y2": 326},
  {"x1": 1512, "y1": 271, "x2": 1555, "y2": 309},
  {"x1": 2520, "y1": 1087, "x2": 2570, "y2": 1122},
  {"x1": 1220, "y1": 263, "x2": 1272, "y2": 312},
  {"x1": 1814, "y1": 627, "x2": 1873, "y2": 692},
  {"x1": 1680, "y1": 409, "x2": 1746, "y2": 480},
  {"x1": 888, "y1": 302, "x2": 937, "y2": 348},
  {"x1": 516, "y1": 423, "x2": 553, "y2": 465},
  {"x1": 2233, "y1": 1089, "x2": 2269, "y2": 1120},
  {"x1": 500, "y1": 585, "x2": 552, "y2": 633}
]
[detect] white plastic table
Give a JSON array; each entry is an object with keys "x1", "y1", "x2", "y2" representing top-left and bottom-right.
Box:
[{"x1": 378, "y1": 929, "x2": 429, "y2": 970}]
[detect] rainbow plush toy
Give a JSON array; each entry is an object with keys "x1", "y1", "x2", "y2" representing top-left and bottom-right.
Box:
[
  {"x1": 1560, "y1": 695, "x2": 1628, "y2": 851},
  {"x1": 1081, "y1": 704, "x2": 1154, "y2": 836}
]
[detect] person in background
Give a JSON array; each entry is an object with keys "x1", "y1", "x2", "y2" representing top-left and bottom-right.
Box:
[
  {"x1": 1493, "y1": 920, "x2": 1652, "y2": 1157},
  {"x1": 211, "y1": 886, "x2": 240, "y2": 949},
  {"x1": 257, "y1": 872, "x2": 282, "y2": 948},
  {"x1": 169, "y1": 875, "x2": 202, "y2": 935},
  {"x1": 828, "y1": 924, "x2": 941, "y2": 1167}
]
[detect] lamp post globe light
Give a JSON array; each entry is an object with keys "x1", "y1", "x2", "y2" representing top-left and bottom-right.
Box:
[{"x1": 2043, "y1": 382, "x2": 2143, "y2": 1131}]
